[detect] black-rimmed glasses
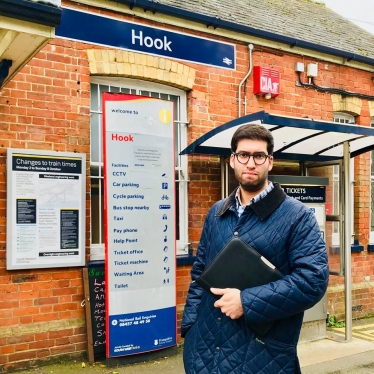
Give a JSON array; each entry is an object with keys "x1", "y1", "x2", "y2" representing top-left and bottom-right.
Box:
[{"x1": 232, "y1": 152, "x2": 270, "y2": 165}]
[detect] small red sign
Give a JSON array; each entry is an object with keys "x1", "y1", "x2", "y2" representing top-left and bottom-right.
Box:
[{"x1": 253, "y1": 66, "x2": 280, "y2": 97}]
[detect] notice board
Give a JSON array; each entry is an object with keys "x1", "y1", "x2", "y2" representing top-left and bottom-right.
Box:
[
  {"x1": 6, "y1": 149, "x2": 86, "y2": 270},
  {"x1": 103, "y1": 93, "x2": 177, "y2": 358}
]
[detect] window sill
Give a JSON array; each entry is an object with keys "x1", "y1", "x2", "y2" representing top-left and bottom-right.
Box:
[
  {"x1": 177, "y1": 255, "x2": 196, "y2": 266},
  {"x1": 329, "y1": 245, "x2": 364, "y2": 254},
  {"x1": 351, "y1": 244, "x2": 364, "y2": 253},
  {"x1": 367, "y1": 244, "x2": 374, "y2": 252}
]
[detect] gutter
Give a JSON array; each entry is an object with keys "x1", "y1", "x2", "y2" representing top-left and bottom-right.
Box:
[
  {"x1": 0, "y1": 0, "x2": 62, "y2": 27},
  {"x1": 113, "y1": 0, "x2": 374, "y2": 67}
]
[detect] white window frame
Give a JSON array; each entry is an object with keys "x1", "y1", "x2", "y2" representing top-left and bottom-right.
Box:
[
  {"x1": 89, "y1": 77, "x2": 189, "y2": 258},
  {"x1": 333, "y1": 112, "x2": 355, "y2": 125}
]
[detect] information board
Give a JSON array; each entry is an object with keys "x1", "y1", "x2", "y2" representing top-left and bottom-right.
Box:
[
  {"x1": 6, "y1": 149, "x2": 86, "y2": 270},
  {"x1": 103, "y1": 93, "x2": 176, "y2": 358}
]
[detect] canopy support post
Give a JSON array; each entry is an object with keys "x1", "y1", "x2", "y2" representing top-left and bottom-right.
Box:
[{"x1": 343, "y1": 141, "x2": 352, "y2": 341}]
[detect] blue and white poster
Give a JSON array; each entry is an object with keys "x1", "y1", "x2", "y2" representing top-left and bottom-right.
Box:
[{"x1": 103, "y1": 93, "x2": 176, "y2": 358}]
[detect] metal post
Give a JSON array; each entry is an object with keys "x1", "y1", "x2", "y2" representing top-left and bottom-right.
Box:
[
  {"x1": 220, "y1": 157, "x2": 227, "y2": 199},
  {"x1": 343, "y1": 142, "x2": 352, "y2": 341}
]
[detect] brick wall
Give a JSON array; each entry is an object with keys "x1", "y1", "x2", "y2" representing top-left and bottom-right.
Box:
[
  {"x1": 0, "y1": 2, "x2": 374, "y2": 370},
  {"x1": 0, "y1": 38, "x2": 91, "y2": 371}
]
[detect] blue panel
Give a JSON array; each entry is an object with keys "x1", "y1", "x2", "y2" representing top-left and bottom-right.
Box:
[
  {"x1": 108, "y1": 307, "x2": 176, "y2": 357},
  {"x1": 351, "y1": 244, "x2": 364, "y2": 253},
  {"x1": 56, "y1": 8, "x2": 235, "y2": 70},
  {"x1": 367, "y1": 244, "x2": 374, "y2": 252}
]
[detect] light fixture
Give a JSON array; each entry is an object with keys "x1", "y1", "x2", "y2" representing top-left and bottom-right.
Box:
[{"x1": 264, "y1": 93, "x2": 272, "y2": 100}]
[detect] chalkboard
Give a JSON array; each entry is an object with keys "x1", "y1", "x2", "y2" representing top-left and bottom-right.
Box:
[{"x1": 83, "y1": 261, "x2": 106, "y2": 362}]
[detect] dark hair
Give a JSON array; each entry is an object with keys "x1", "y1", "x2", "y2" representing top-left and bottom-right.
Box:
[{"x1": 231, "y1": 124, "x2": 274, "y2": 155}]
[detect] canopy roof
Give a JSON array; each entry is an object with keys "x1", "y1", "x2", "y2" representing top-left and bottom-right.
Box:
[{"x1": 180, "y1": 111, "x2": 374, "y2": 162}]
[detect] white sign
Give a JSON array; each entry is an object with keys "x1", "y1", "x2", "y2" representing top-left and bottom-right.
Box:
[
  {"x1": 103, "y1": 93, "x2": 176, "y2": 358},
  {"x1": 6, "y1": 149, "x2": 86, "y2": 270}
]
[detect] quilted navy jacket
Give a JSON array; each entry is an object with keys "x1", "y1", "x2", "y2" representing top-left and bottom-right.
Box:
[{"x1": 182, "y1": 184, "x2": 329, "y2": 374}]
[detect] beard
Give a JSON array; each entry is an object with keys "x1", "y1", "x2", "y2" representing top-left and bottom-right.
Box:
[{"x1": 235, "y1": 169, "x2": 269, "y2": 193}]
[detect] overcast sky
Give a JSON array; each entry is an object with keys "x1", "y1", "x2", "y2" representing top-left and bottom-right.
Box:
[{"x1": 320, "y1": 0, "x2": 374, "y2": 35}]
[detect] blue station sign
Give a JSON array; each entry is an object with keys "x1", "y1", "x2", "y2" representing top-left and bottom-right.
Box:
[{"x1": 56, "y1": 8, "x2": 236, "y2": 70}]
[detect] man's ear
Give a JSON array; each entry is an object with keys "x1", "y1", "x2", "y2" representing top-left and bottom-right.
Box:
[
  {"x1": 268, "y1": 156, "x2": 274, "y2": 172},
  {"x1": 229, "y1": 154, "x2": 235, "y2": 169}
]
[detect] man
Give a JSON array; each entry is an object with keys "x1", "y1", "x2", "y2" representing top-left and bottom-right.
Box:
[{"x1": 181, "y1": 124, "x2": 329, "y2": 374}]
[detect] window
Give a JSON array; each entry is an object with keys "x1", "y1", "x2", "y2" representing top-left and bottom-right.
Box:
[
  {"x1": 333, "y1": 112, "x2": 355, "y2": 124},
  {"x1": 90, "y1": 77, "x2": 189, "y2": 258}
]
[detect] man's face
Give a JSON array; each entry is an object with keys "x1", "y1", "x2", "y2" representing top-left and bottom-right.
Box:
[{"x1": 230, "y1": 139, "x2": 273, "y2": 193}]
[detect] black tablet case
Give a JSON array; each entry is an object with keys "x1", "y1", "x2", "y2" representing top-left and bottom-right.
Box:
[{"x1": 195, "y1": 237, "x2": 284, "y2": 336}]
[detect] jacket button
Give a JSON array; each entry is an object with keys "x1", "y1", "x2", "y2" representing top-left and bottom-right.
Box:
[
  {"x1": 215, "y1": 347, "x2": 220, "y2": 352},
  {"x1": 217, "y1": 317, "x2": 222, "y2": 322},
  {"x1": 234, "y1": 231, "x2": 238, "y2": 236}
]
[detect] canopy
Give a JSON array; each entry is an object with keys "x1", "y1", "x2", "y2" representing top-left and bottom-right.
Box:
[
  {"x1": 180, "y1": 110, "x2": 374, "y2": 342},
  {"x1": 180, "y1": 111, "x2": 374, "y2": 161}
]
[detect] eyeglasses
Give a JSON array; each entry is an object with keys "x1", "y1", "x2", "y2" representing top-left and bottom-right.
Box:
[{"x1": 232, "y1": 152, "x2": 270, "y2": 165}]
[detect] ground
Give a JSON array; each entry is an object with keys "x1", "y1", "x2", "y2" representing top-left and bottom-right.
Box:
[{"x1": 9, "y1": 345, "x2": 184, "y2": 374}]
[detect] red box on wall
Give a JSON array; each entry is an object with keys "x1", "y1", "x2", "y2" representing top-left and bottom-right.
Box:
[{"x1": 253, "y1": 66, "x2": 280, "y2": 97}]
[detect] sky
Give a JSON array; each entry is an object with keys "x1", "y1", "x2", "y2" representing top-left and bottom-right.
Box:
[{"x1": 320, "y1": 0, "x2": 374, "y2": 35}]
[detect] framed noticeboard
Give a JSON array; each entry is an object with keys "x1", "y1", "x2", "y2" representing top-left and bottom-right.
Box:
[{"x1": 6, "y1": 149, "x2": 86, "y2": 270}]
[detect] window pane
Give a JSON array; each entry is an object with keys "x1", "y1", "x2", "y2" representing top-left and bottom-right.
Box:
[
  {"x1": 169, "y1": 95, "x2": 180, "y2": 120},
  {"x1": 99, "y1": 85, "x2": 110, "y2": 110},
  {"x1": 90, "y1": 113, "x2": 101, "y2": 163},
  {"x1": 175, "y1": 170, "x2": 180, "y2": 241},
  {"x1": 91, "y1": 178, "x2": 104, "y2": 244},
  {"x1": 371, "y1": 121, "x2": 374, "y2": 234},
  {"x1": 90, "y1": 83, "x2": 99, "y2": 111},
  {"x1": 372, "y1": 180, "x2": 374, "y2": 232}
]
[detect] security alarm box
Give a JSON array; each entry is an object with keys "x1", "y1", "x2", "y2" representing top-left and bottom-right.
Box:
[{"x1": 253, "y1": 66, "x2": 280, "y2": 97}]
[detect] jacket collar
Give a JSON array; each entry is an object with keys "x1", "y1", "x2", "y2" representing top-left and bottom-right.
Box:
[{"x1": 216, "y1": 182, "x2": 286, "y2": 220}]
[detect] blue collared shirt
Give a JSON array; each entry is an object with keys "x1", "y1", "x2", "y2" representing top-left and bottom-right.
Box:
[{"x1": 235, "y1": 182, "x2": 274, "y2": 217}]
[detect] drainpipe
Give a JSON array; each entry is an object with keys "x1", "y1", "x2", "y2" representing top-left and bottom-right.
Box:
[{"x1": 238, "y1": 44, "x2": 254, "y2": 117}]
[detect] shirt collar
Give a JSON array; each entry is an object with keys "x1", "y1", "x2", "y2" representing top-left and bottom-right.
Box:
[{"x1": 235, "y1": 181, "x2": 274, "y2": 213}]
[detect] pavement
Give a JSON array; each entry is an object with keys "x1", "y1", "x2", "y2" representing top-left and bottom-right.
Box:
[{"x1": 13, "y1": 318, "x2": 374, "y2": 374}]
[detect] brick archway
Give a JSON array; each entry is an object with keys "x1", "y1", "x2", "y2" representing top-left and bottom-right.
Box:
[
  {"x1": 86, "y1": 49, "x2": 195, "y2": 90},
  {"x1": 331, "y1": 94, "x2": 362, "y2": 116}
]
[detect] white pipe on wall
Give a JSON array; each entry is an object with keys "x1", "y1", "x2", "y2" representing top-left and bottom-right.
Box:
[{"x1": 238, "y1": 44, "x2": 254, "y2": 117}]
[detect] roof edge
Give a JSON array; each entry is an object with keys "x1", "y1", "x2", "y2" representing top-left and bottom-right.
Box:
[
  {"x1": 0, "y1": 0, "x2": 62, "y2": 27},
  {"x1": 112, "y1": 0, "x2": 374, "y2": 67}
]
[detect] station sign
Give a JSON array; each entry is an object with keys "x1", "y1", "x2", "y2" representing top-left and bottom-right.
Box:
[{"x1": 57, "y1": 8, "x2": 236, "y2": 70}]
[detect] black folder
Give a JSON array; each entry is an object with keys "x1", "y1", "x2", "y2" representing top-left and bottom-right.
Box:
[{"x1": 195, "y1": 237, "x2": 284, "y2": 336}]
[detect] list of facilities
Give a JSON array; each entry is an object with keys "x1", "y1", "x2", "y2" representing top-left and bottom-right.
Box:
[{"x1": 107, "y1": 148, "x2": 174, "y2": 292}]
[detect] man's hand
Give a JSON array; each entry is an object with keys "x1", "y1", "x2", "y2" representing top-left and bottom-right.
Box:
[{"x1": 211, "y1": 288, "x2": 244, "y2": 319}]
